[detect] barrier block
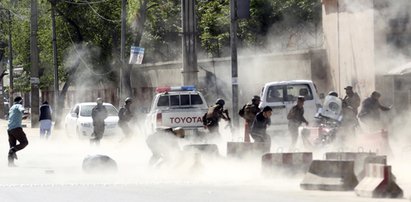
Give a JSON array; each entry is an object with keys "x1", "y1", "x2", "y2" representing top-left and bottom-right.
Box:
[
  {"x1": 227, "y1": 142, "x2": 269, "y2": 158},
  {"x1": 355, "y1": 164, "x2": 403, "y2": 198},
  {"x1": 82, "y1": 155, "x2": 117, "y2": 173},
  {"x1": 300, "y1": 160, "x2": 358, "y2": 191},
  {"x1": 300, "y1": 127, "x2": 320, "y2": 150},
  {"x1": 183, "y1": 144, "x2": 220, "y2": 156},
  {"x1": 325, "y1": 152, "x2": 377, "y2": 181},
  {"x1": 357, "y1": 129, "x2": 392, "y2": 155},
  {"x1": 261, "y1": 152, "x2": 312, "y2": 176}
]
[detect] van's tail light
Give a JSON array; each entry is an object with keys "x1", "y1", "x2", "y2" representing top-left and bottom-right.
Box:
[{"x1": 156, "y1": 113, "x2": 162, "y2": 125}]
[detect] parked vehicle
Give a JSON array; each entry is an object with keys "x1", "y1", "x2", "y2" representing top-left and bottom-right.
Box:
[
  {"x1": 64, "y1": 102, "x2": 119, "y2": 137},
  {"x1": 145, "y1": 85, "x2": 208, "y2": 136},
  {"x1": 259, "y1": 80, "x2": 323, "y2": 132}
]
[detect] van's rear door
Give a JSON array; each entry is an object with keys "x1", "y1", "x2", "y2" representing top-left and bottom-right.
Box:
[
  {"x1": 284, "y1": 83, "x2": 317, "y2": 123},
  {"x1": 264, "y1": 85, "x2": 288, "y2": 126}
]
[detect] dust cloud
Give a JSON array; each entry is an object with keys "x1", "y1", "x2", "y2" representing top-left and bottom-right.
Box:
[{"x1": 10, "y1": 0, "x2": 408, "y2": 197}]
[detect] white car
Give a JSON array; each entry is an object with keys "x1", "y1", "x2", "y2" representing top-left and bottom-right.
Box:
[
  {"x1": 64, "y1": 102, "x2": 119, "y2": 137},
  {"x1": 259, "y1": 80, "x2": 323, "y2": 132}
]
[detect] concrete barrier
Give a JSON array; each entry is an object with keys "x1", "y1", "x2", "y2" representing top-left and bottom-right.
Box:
[
  {"x1": 261, "y1": 152, "x2": 312, "y2": 176},
  {"x1": 356, "y1": 129, "x2": 392, "y2": 156},
  {"x1": 300, "y1": 160, "x2": 358, "y2": 191},
  {"x1": 183, "y1": 144, "x2": 220, "y2": 156},
  {"x1": 325, "y1": 152, "x2": 378, "y2": 180},
  {"x1": 300, "y1": 126, "x2": 320, "y2": 150},
  {"x1": 82, "y1": 155, "x2": 118, "y2": 173},
  {"x1": 355, "y1": 164, "x2": 403, "y2": 198},
  {"x1": 226, "y1": 142, "x2": 269, "y2": 158}
]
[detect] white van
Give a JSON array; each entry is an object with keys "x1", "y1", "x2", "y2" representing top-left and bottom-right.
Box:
[{"x1": 259, "y1": 80, "x2": 323, "y2": 132}]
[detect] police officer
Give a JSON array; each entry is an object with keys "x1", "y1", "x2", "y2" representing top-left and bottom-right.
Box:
[
  {"x1": 287, "y1": 96, "x2": 309, "y2": 149},
  {"x1": 7, "y1": 96, "x2": 29, "y2": 167},
  {"x1": 39, "y1": 101, "x2": 52, "y2": 139},
  {"x1": 90, "y1": 98, "x2": 108, "y2": 145},
  {"x1": 358, "y1": 91, "x2": 390, "y2": 128},
  {"x1": 250, "y1": 106, "x2": 272, "y2": 150},
  {"x1": 343, "y1": 86, "x2": 361, "y2": 115},
  {"x1": 239, "y1": 95, "x2": 261, "y2": 142},
  {"x1": 202, "y1": 98, "x2": 230, "y2": 137},
  {"x1": 118, "y1": 97, "x2": 134, "y2": 139},
  {"x1": 146, "y1": 127, "x2": 185, "y2": 166}
]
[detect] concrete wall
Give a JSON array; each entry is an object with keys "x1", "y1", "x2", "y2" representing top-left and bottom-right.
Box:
[
  {"x1": 322, "y1": 0, "x2": 376, "y2": 99},
  {"x1": 131, "y1": 49, "x2": 330, "y2": 110},
  {"x1": 323, "y1": 0, "x2": 411, "y2": 108}
]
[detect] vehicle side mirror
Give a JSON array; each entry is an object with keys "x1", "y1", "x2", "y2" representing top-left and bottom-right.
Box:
[
  {"x1": 319, "y1": 93, "x2": 325, "y2": 99},
  {"x1": 71, "y1": 112, "x2": 78, "y2": 117}
]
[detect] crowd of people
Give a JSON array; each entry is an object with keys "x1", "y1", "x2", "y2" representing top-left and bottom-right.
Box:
[
  {"x1": 5, "y1": 96, "x2": 136, "y2": 167},
  {"x1": 202, "y1": 85, "x2": 392, "y2": 152},
  {"x1": 5, "y1": 85, "x2": 392, "y2": 167}
]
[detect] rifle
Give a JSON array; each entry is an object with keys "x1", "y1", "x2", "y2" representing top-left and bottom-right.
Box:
[{"x1": 223, "y1": 109, "x2": 233, "y2": 132}]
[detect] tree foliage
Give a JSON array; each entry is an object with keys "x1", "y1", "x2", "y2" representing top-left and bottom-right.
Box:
[{"x1": 0, "y1": 0, "x2": 322, "y2": 95}]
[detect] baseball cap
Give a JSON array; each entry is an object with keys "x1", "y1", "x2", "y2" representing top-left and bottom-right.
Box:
[{"x1": 344, "y1": 86, "x2": 353, "y2": 90}]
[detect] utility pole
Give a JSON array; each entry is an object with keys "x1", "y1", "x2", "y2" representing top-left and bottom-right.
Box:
[
  {"x1": 30, "y1": 0, "x2": 40, "y2": 127},
  {"x1": 230, "y1": 0, "x2": 239, "y2": 128},
  {"x1": 8, "y1": 9, "x2": 13, "y2": 106},
  {"x1": 0, "y1": 39, "x2": 5, "y2": 118},
  {"x1": 181, "y1": 0, "x2": 198, "y2": 86},
  {"x1": 120, "y1": 0, "x2": 127, "y2": 102},
  {"x1": 51, "y1": 0, "x2": 60, "y2": 127}
]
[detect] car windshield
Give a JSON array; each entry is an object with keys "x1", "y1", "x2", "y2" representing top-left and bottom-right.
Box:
[
  {"x1": 80, "y1": 104, "x2": 118, "y2": 117},
  {"x1": 266, "y1": 84, "x2": 313, "y2": 102},
  {"x1": 157, "y1": 93, "x2": 203, "y2": 107}
]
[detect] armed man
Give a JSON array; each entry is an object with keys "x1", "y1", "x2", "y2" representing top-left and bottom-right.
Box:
[
  {"x1": 239, "y1": 95, "x2": 261, "y2": 142},
  {"x1": 358, "y1": 91, "x2": 391, "y2": 130},
  {"x1": 287, "y1": 96, "x2": 309, "y2": 149},
  {"x1": 90, "y1": 98, "x2": 108, "y2": 145},
  {"x1": 342, "y1": 86, "x2": 361, "y2": 115},
  {"x1": 146, "y1": 127, "x2": 185, "y2": 167},
  {"x1": 118, "y1": 97, "x2": 134, "y2": 139},
  {"x1": 202, "y1": 98, "x2": 230, "y2": 138}
]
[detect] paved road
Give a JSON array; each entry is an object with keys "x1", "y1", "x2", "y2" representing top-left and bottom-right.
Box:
[{"x1": 0, "y1": 119, "x2": 409, "y2": 202}]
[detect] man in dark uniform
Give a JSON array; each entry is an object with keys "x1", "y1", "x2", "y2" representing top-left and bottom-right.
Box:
[
  {"x1": 90, "y1": 98, "x2": 108, "y2": 145},
  {"x1": 118, "y1": 97, "x2": 134, "y2": 139},
  {"x1": 202, "y1": 98, "x2": 230, "y2": 137},
  {"x1": 239, "y1": 95, "x2": 261, "y2": 142},
  {"x1": 39, "y1": 101, "x2": 52, "y2": 139},
  {"x1": 287, "y1": 96, "x2": 309, "y2": 149},
  {"x1": 146, "y1": 127, "x2": 185, "y2": 166},
  {"x1": 358, "y1": 91, "x2": 390, "y2": 128},
  {"x1": 342, "y1": 86, "x2": 361, "y2": 115},
  {"x1": 250, "y1": 106, "x2": 272, "y2": 149}
]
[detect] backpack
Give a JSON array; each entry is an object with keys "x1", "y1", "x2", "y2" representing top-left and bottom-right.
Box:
[
  {"x1": 202, "y1": 105, "x2": 220, "y2": 127},
  {"x1": 243, "y1": 104, "x2": 255, "y2": 121},
  {"x1": 239, "y1": 106, "x2": 245, "y2": 117}
]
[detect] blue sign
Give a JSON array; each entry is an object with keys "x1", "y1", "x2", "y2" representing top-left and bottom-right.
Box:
[{"x1": 129, "y1": 46, "x2": 145, "y2": 64}]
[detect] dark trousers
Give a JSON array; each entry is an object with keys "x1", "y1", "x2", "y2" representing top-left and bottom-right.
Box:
[
  {"x1": 244, "y1": 122, "x2": 251, "y2": 143},
  {"x1": 91, "y1": 124, "x2": 105, "y2": 144},
  {"x1": 288, "y1": 123, "x2": 299, "y2": 149},
  {"x1": 251, "y1": 133, "x2": 271, "y2": 150},
  {"x1": 8, "y1": 127, "x2": 29, "y2": 152},
  {"x1": 207, "y1": 125, "x2": 220, "y2": 134},
  {"x1": 119, "y1": 122, "x2": 131, "y2": 137}
]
